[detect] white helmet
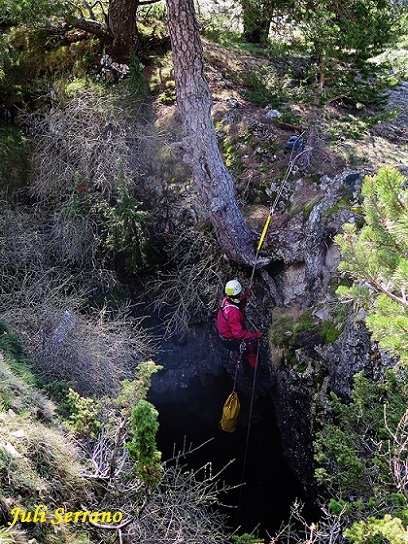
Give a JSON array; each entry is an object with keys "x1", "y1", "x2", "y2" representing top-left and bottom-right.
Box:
[{"x1": 225, "y1": 279, "x2": 243, "y2": 298}]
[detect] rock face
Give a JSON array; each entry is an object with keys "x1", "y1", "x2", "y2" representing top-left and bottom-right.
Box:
[
  {"x1": 316, "y1": 319, "x2": 383, "y2": 399},
  {"x1": 280, "y1": 263, "x2": 307, "y2": 305},
  {"x1": 271, "y1": 316, "x2": 378, "y2": 488},
  {"x1": 263, "y1": 169, "x2": 366, "y2": 305},
  {"x1": 262, "y1": 169, "x2": 388, "y2": 488}
]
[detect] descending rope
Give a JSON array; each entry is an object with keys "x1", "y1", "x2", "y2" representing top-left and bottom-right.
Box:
[
  {"x1": 232, "y1": 342, "x2": 246, "y2": 393},
  {"x1": 241, "y1": 341, "x2": 259, "y2": 477},
  {"x1": 236, "y1": 134, "x2": 306, "y2": 519},
  {"x1": 236, "y1": 339, "x2": 260, "y2": 523},
  {"x1": 235, "y1": 133, "x2": 307, "y2": 522},
  {"x1": 248, "y1": 131, "x2": 306, "y2": 290}
]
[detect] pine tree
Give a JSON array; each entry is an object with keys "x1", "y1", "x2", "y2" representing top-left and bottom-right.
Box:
[
  {"x1": 335, "y1": 166, "x2": 408, "y2": 364},
  {"x1": 293, "y1": 0, "x2": 396, "y2": 100}
]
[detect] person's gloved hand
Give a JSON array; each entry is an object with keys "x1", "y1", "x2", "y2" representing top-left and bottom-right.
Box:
[
  {"x1": 253, "y1": 330, "x2": 262, "y2": 339},
  {"x1": 243, "y1": 288, "x2": 252, "y2": 297}
]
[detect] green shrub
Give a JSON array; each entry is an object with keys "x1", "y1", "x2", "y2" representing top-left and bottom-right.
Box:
[
  {"x1": 346, "y1": 515, "x2": 408, "y2": 544},
  {"x1": 158, "y1": 85, "x2": 176, "y2": 105},
  {"x1": 126, "y1": 399, "x2": 162, "y2": 489},
  {"x1": 315, "y1": 369, "x2": 408, "y2": 518},
  {"x1": 241, "y1": 71, "x2": 283, "y2": 108},
  {"x1": 336, "y1": 167, "x2": 408, "y2": 366},
  {"x1": 127, "y1": 53, "x2": 149, "y2": 101},
  {"x1": 42, "y1": 380, "x2": 76, "y2": 418},
  {"x1": 116, "y1": 360, "x2": 162, "y2": 410},
  {"x1": 0, "y1": 125, "x2": 30, "y2": 195},
  {"x1": 66, "y1": 388, "x2": 101, "y2": 436},
  {"x1": 232, "y1": 534, "x2": 264, "y2": 544},
  {"x1": 95, "y1": 180, "x2": 150, "y2": 273},
  {"x1": 0, "y1": 322, "x2": 36, "y2": 387}
]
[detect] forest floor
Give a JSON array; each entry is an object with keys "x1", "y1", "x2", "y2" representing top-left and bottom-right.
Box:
[
  {"x1": 366, "y1": 81, "x2": 408, "y2": 168},
  {"x1": 153, "y1": 38, "x2": 408, "y2": 202}
]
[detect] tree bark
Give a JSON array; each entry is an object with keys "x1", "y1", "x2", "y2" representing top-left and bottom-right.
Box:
[
  {"x1": 108, "y1": 0, "x2": 141, "y2": 63},
  {"x1": 165, "y1": 0, "x2": 257, "y2": 266}
]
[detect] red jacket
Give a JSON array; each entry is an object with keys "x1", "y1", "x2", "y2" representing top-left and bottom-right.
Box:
[{"x1": 216, "y1": 295, "x2": 254, "y2": 341}]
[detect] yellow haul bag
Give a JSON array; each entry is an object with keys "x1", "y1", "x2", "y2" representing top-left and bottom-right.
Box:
[{"x1": 220, "y1": 391, "x2": 240, "y2": 432}]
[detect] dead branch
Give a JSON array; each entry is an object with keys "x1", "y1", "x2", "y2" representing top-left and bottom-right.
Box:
[
  {"x1": 385, "y1": 406, "x2": 408, "y2": 499},
  {"x1": 109, "y1": 416, "x2": 129, "y2": 479},
  {"x1": 150, "y1": 227, "x2": 232, "y2": 339},
  {"x1": 276, "y1": 120, "x2": 302, "y2": 131},
  {"x1": 78, "y1": 441, "x2": 232, "y2": 544},
  {"x1": 269, "y1": 499, "x2": 347, "y2": 544},
  {"x1": 0, "y1": 237, "x2": 155, "y2": 395},
  {"x1": 164, "y1": 437, "x2": 215, "y2": 464},
  {"x1": 22, "y1": 89, "x2": 160, "y2": 201}
]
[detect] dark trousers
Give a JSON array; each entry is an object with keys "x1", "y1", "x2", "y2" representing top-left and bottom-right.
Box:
[{"x1": 220, "y1": 338, "x2": 258, "y2": 367}]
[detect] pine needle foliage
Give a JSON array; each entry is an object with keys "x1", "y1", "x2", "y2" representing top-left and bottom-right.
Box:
[
  {"x1": 315, "y1": 369, "x2": 408, "y2": 503},
  {"x1": 335, "y1": 166, "x2": 408, "y2": 365},
  {"x1": 345, "y1": 514, "x2": 408, "y2": 544}
]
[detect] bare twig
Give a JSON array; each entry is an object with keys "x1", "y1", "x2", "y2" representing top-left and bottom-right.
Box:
[
  {"x1": 150, "y1": 228, "x2": 232, "y2": 339},
  {"x1": 22, "y1": 89, "x2": 159, "y2": 202},
  {"x1": 385, "y1": 406, "x2": 408, "y2": 499},
  {"x1": 269, "y1": 500, "x2": 347, "y2": 544}
]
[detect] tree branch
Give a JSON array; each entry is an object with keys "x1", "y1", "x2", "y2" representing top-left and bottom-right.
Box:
[
  {"x1": 109, "y1": 415, "x2": 128, "y2": 479},
  {"x1": 367, "y1": 272, "x2": 408, "y2": 308},
  {"x1": 66, "y1": 15, "x2": 110, "y2": 39},
  {"x1": 82, "y1": 0, "x2": 96, "y2": 19}
]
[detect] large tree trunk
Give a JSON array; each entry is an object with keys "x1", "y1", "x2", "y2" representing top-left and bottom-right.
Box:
[
  {"x1": 108, "y1": 0, "x2": 141, "y2": 63},
  {"x1": 165, "y1": 0, "x2": 257, "y2": 266}
]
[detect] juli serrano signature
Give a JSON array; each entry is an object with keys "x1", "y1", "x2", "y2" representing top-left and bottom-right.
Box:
[{"x1": 9, "y1": 506, "x2": 123, "y2": 528}]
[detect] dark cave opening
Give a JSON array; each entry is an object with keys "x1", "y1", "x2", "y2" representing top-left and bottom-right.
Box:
[
  {"x1": 149, "y1": 369, "x2": 311, "y2": 541},
  {"x1": 264, "y1": 259, "x2": 286, "y2": 279}
]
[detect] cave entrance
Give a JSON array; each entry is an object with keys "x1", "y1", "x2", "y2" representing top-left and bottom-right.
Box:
[{"x1": 149, "y1": 369, "x2": 308, "y2": 540}]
